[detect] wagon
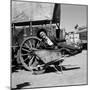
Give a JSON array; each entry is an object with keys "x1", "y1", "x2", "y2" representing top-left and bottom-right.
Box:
[{"x1": 11, "y1": 1, "x2": 82, "y2": 73}]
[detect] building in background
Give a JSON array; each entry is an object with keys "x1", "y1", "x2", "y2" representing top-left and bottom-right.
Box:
[
  {"x1": 76, "y1": 26, "x2": 87, "y2": 49},
  {"x1": 65, "y1": 31, "x2": 80, "y2": 46}
]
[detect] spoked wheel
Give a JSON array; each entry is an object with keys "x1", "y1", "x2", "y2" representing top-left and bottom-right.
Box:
[{"x1": 20, "y1": 36, "x2": 44, "y2": 71}]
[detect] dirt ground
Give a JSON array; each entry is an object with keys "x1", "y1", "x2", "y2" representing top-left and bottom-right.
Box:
[{"x1": 11, "y1": 50, "x2": 88, "y2": 89}]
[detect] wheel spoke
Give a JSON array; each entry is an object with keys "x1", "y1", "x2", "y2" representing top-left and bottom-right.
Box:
[
  {"x1": 29, "y1": 56, "x2": 35, "y2": 66},
  {"x1": 22, "y1": 47, "x2": 30, "y2": 52},
  {"x1": 32, "y1": 40, "x2": 35, "y2": 48},
  {"x1": 24, "y1": 56, "x2": 29, "y2": 61},
  {"x1": 36, "y1": 56, "x2": 40, "y2": 60},
  {"x1": 21, "y1": 53, "x2": 28, "y2": 56},
  {"x1": 24, "y1": 43, "x2": 30, "y2": 49},
  {"x1": 29, "y1": 40, "x2": 32, "y2": 49}
]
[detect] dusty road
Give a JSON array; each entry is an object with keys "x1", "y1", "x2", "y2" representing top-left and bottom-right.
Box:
[{"x1": 11, "y1": 50, "x2": 87, "y2": 89}]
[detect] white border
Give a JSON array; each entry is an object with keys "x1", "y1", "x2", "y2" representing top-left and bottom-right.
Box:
[{"x1": 0, "y1": 0, "x2": 89, "y2": 90}]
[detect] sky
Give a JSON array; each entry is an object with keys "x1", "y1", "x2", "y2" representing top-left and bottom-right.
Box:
[{"x1": 60, "y1": 4, "x2": 88, "y2": 32}]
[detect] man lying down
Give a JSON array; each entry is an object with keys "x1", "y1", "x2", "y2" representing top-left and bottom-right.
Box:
[
  {"x1": 37, "y1": 28, "x2": 61, "y2": 49},
  {"x1": 36, "y1": 28, "x2": 82, "y2": 55}
]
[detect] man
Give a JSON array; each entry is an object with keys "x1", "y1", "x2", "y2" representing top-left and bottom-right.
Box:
[{"x1": 37, "y1": 29, "x2": 56, "y2": 49}]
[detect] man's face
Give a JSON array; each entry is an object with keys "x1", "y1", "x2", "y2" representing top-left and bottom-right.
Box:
[{"x1": 40, "y1": 31, "x2": 46, "y2": 39}]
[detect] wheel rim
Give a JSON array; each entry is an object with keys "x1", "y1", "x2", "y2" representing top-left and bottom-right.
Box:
[{"x1": 20, "y1": 37, "x2": 41, "y2": 70}]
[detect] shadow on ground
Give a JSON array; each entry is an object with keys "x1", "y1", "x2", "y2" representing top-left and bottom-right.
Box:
[
  {"x1": 30, "y1": 65, "x2": 80, "y2": 75},
  {"x1": 11, "y1": 82, "x2": 31, "y2": 90},
  {"x1": 40, "y1": 66, "x2": 80, "y2": 74},
  {"x1": 12, "y1": 64, "x2": 80, "y2": 74},
  {"x1": 12, "y1": 64, "x2": 28, "y2": 73}
]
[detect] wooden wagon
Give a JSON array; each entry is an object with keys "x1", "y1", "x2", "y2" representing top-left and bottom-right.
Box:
[{"x1": 11, "y1": 1, "x2": 82, "y2": 73}]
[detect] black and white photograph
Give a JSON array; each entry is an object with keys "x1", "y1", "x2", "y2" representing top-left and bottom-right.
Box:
[{"x1": 11, "y1": 0, "x2": 88, "y2": 89}]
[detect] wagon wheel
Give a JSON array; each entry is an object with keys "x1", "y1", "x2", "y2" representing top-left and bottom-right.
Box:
[{"x1": 20, "y1": 36, "x2": 44, "y2": 71}]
